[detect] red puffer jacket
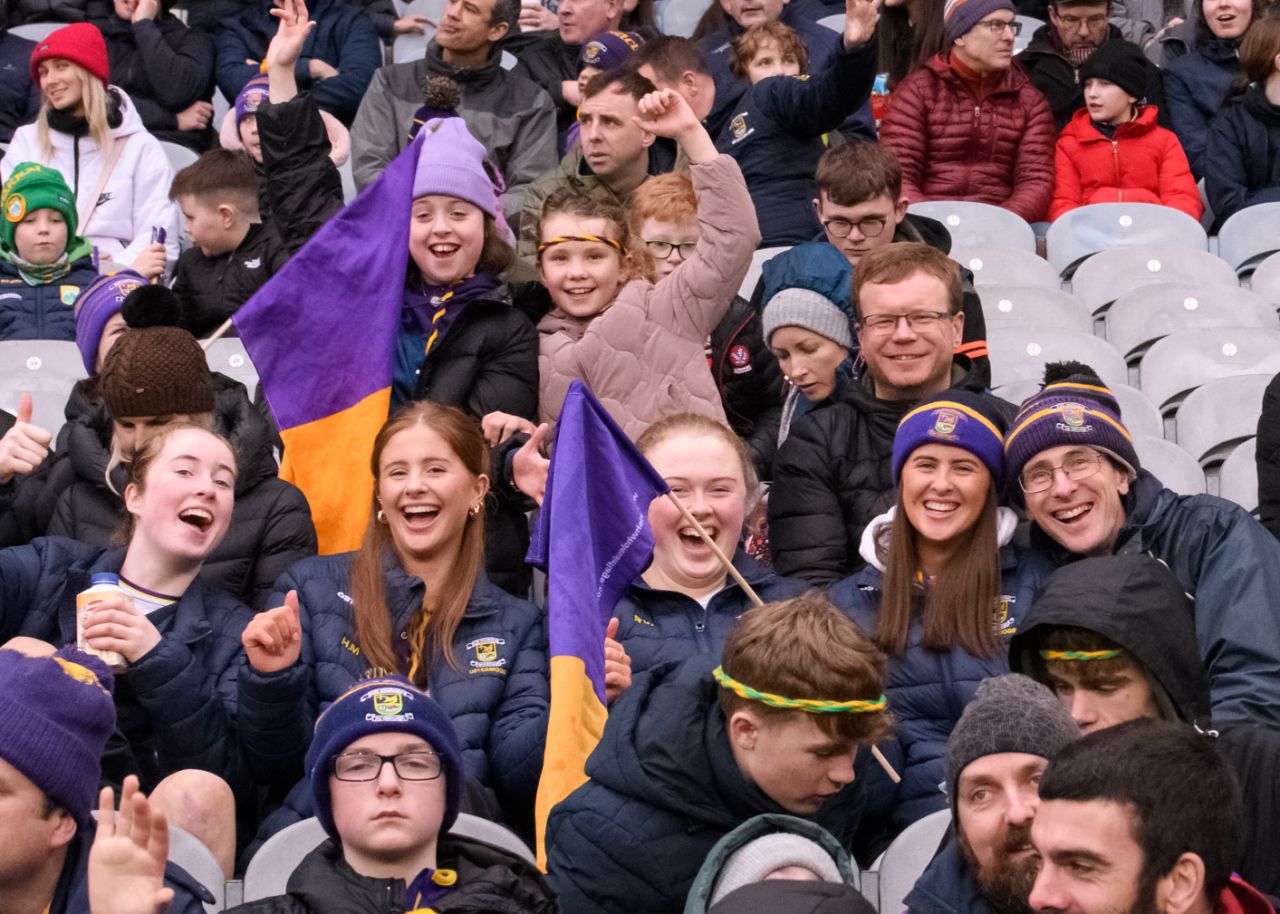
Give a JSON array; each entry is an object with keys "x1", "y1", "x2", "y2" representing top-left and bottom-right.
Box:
[
  {"x1": 880, "y1": 54, "x2": 1056, "y2": 222},
  {"x1": 1050, "y1": 105, "x2": 1203, "y2": 220}
]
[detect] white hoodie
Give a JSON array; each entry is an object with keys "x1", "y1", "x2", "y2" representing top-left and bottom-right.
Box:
[
  {"x1": 857, "y1": 505, "x2": 1022, "y2": 572},
  {"x1": 2, "y1": 86, "x2": 180, "y2": 270}
]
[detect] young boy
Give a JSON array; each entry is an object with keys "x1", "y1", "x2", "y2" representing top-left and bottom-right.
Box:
[
  {"x1": 0, "y1": 162, "x2": 98, "y2": 342},
  {"x1": 545, "y1": 592, "x2": 892, "y2": 914},
  {"x1": 730, "y1": 21, "x2": 809, "y2": 85},
  {"x1": 227, "y1": 675, "x2": 555, "y2": 913},
  {"x1": 169, "y1": 148, "x2": 288, "y2": 338}
]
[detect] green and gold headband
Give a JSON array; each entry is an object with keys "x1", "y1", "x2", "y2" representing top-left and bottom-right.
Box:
[
  {"x1": 713, "y1": 666, "x2": 887, "y2": 714},
  {"x1": 1039, "y1": 649, "x2": 1123, "y2": 662}
]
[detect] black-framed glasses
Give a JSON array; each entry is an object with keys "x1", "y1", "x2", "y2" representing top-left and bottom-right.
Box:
[
  {"x1": 975, "y1": 17, "x2": 1023, "y2": 34},
  {"x1": 644, "y1": 239, "x2": 698, "y2": 260},
  {"x1": 331, "y1": 750, "x2": 442, "y2": 782},
  {"x1": 821, "y1": 215, "x2": 889, "y2": 239},
  {"x1": 1019, "y1": 452, "x2": 1106, "y2": 494},
  {"x1": 857, "y1": 310, "x2": 954, "y2": 335}
]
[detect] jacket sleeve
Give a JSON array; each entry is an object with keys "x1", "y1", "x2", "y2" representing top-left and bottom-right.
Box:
[
  {"x1": 348, "y1": 66, "x2": 398, "y2": 190},
  {"x1": 213, "y1": 21, "x2": 259, "y2": 104},
  {"x1": 126, "y1": 601, "x2": 253, "y2": 782},
  {"x1": 768, "y1": 416, "x2": 850, "y2": 586},
  {"x1": 546, "y1": 798, "x2": 676, "y2": 914},
  {"x1": 304, "y1": 10, "x2": 381, "y2": 124},
  {"x1": 130, "y1": 18, "x2": 214, "y2": 112},
  {"x1": 878, "y1": 74, "x2": 928, "y2": 202},
  {"x1": 499, "y1": 90, "x2": 559, "y2": 231},
  {"x1": 0, "y1": 541, "x2": 50, "y2": 641},
  {"x1": 487, "y1": 610, "x2": 549, "y2": 809},
  {"x1": 117, "y1": 136, "x2": 181, "y2": 273},
  {"x1": 244, "y1": 482, "x2": 318, "y2": 611},
  {"x1": 642, "y1": 154, "x2": 761, "y2": 343},
  {"x1": 1258, "y1": 374, "x2": 1280, "y2": 542},
  {"x1": 1049, "y1": 137, "x2": 1086, "y2": 221},
  {"x1": 467, "y1": 311, "x2": 540, "y2": 422},
  {"x1": 759, "y1": 40, "x2": 878, "y2": 139},
  {"x1": 1003, "y1": 88, "x2": 1056, "y2": 223},
  {"x1": 1164, "y1": 63, "x2": 1208, "y2": 179},
  {"x1": 1157, "y1": 129, "x2": 1204, "y2": 219},
  {"x1": 258, "y1": 92, "x2": 345, "y2": 253}
]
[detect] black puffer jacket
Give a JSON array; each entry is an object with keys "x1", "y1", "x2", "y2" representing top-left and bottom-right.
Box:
[
  {"x1": 41, "y1": 374, "x2": 317, "y2": 609},
  {"x1": 768, "y1": 359, "x2": 1010, "y2": 585},
  {"x1": 1259, "y1": 372, "x2": 1280, "y2": 543},
  {"x1": 710, "y1": 295, "x2": 786, "y2": 480},
  {"x1": 1205, "y1": 85, "x2": 1280, "y2": 228},
  {"x1": 91, "y1": 11, "x2": 216, "y2": 151},
  {"x1": 173, "y1": 221, "x2": 292, "y2": 338}
]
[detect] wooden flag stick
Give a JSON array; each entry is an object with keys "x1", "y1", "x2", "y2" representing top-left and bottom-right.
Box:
[
  {"x1": 663, "y1": 490, "x2": 901, "y2": 785},
  {"x1": 200, "y1": 317, "x2": 235, "y2": 350}
]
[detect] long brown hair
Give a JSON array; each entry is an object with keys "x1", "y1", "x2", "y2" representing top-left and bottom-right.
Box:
[
  {"x1": 874, "y1": 485, "x2": 1002, "y2": 658},
  {"x1": 877, "y1": 0, "x2": 948, "y2": 88},
  {"x1": 348, "y1": 402, "x2": 488, "y2": 686}
]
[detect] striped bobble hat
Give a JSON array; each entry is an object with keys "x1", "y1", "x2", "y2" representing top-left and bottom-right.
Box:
[
  {"x1": 943, "y1": 0, "x2": 1016, "y2": 43},
  {"x1": 1004, "y1": 361, "x2": 1140, "y2": 489},
  {"x1": 892, "y1": 388, "x2": 1008, "y2": 487}
]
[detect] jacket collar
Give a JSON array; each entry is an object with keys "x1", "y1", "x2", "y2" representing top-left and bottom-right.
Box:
[
  {"x1": 857, "y1": 506, "x2": 1021, "y2": 571},
  {"x1": 926, "y1": 51, "x2": 1029, "y2": 97},
  {"x1": 1063, "y1": 104, "x2": 1159, "y2": 140},
  {"x1": 904, "y1": 839, "x2": 993, "y2": 914},
  {"x1": 62, "y1": 549, "x2": 215, "y2": 647},
  {"x1": 627, "y1": 548, "x2": 776, "y2": 596},
  {"x1": 381, "y1": 549, "x2": 503, "y2": 631},
  {"x1": 424, "y1": 39, "x2": 503, "y2": 87}
]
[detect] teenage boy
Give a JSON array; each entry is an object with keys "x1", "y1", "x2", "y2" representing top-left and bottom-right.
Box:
[{"x1": 546, "y1": 592, "x2": 893, "y2": 914}]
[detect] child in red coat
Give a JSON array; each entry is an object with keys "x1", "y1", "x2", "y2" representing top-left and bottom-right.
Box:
[{"x1": 1050, "y1": 41, "x2": 1203, "y2": 221}]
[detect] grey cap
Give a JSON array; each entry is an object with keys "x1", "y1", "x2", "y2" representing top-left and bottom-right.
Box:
[
  {"x1": 762, "y1": 288, "x2": 854, "y2": 349},
  {"x1": 944, "y1": 674, "x2": 1079, "y2": 808}
]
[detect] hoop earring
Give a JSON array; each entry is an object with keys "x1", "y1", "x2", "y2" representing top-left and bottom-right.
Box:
[{"x1": 376, "y1": 509, "x2": 387, "y2": 524}]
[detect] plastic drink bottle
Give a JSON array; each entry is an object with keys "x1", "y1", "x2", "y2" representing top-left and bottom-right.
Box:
[{"x1": 77, "y1": 572, "x2": 126, "y2": 670}]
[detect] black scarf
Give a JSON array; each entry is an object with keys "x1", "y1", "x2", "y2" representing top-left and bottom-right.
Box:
[{"x1": 46, "y1": 87, "x2": 124, "y2": 135}]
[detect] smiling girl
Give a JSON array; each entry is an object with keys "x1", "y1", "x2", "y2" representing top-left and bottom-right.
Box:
[{"x1": 828, "y1": 390, "x2": 1054, "y2": 838}]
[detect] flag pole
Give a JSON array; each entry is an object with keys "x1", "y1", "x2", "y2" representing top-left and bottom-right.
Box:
[
  {"x1": 665, "y1": 489, "x2": 902, "y2": 785},
  {"x1": 201, "y1": 317, "x2": 235, "y2": 350}
]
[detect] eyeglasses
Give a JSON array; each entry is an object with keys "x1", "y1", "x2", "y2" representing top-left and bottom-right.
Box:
[
  {"x1": 331, "y1": 750, "x2": 442, "y2": 782},
  {"x1": 821, "y1": 215, "x2": 889, "y2": 239},
  {"x1": 974, "y1": 17, "x2": 1023, "y2": 34},
  {"x1": 1019, "y1": 452, "x2": 1105, "y2": 494},
  {"x1": 1056, "y1": 13, "x2": 1109, "y2": 27},
  {"x1": 857, "y1": 310, "x2": 954, "y2": 335},
  {"x1": 643, "y1": 239, "x2": 698, "y2": 260}
]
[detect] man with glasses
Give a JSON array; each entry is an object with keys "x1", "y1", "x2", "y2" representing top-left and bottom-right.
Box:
[
  {"x1": 880, "y1": 0, "x2": 1055, "y2": 223},
  {"x1": 231, "y1": 676, "x2": 555, "y2": 913},
  {"x1": 769, "y1": 242, "x2": 1012, "y2": 584},
  {"x1": 1019, "y1": 0, "x2": 1165, "y2": 130},
  {"x1": 1003, "y1": 361, "x2": 1280, "y2": 729}
]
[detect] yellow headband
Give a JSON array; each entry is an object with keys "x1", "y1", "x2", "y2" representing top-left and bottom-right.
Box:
[
  {"x1": 1039, "y1": 649, "x2": 1123, "y2": 661},
  {"x1": 713, "y1": 666, "x2": 887, "y2": 714}
]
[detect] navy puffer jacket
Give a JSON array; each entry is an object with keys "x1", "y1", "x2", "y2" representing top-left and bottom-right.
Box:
[
  {"x1": 237, "y1": 551, "x2": 548, "y2": 813},
  {"x1": 829, "y1": 509, "x2": 1055, "y2": 834},
  {"x1": 0, "y1": 255, "x2": 98, "y2": 342},
  {"x1": 613, "y1": 550, "x2": 808, "y2": 677},
  {"x1": 0, "y1": 537, "x2": 252, "y2": 790},
  {"x1": 1164, "y1": 35, "x2": 1241, "y2": 179}
]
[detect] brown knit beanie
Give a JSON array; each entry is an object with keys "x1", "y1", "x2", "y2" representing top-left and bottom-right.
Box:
[{"x1": 99, "y1": 326, "x2": 215, "y2": 419}]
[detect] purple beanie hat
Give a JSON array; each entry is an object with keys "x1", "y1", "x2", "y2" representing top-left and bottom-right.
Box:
[
  {"x1": 0, "y1": 646, "x2": 115, "y2": 824},
  {"x1": 579, "y1": 29, "x2": 648, "y2": 71},
  {"x1": 73, "y1": 270, "x2": 147, "y2": 374},
  {"x1": 235, "y1": 73, "x2": 270, "y2": 127},
  {"x1": 411, "y1": 117, "x2": 500, "y2": 219},
  {"x1": 943, "y1": 0, "x2": 1016, "y2": 44}
]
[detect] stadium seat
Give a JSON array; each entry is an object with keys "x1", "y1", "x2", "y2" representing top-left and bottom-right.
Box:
[
  {"x1": 994, "y1": 380, "x2": 1164, "y2": 439},
  {"x1": 205, "y1": 338, "x2": 260, "y2": 392},
  {"x1": 0, "y1": 340, "x2": 85, "y2": 436},
  {"x1": 740, "y1": 245, "x2": 792, "y2": 300},
  {"x1": 978, "y1": 284, "x2": 1092, "y2": 334},
  {"x1": 908, "y1": 201, "x2": 1036, "y2": 253},
  {"x1": 211, "y1": 89, "x2": 231, "y2": 139},
  {"x1": 1171, "y1": 374, "x2": 1272, "y2": 466},
  {"x1": 393, "y1": 31, "x2": 428, "y2": 63},
  {"x1": 949, "y1": 245, "x2": 1061, "y2": 290},
  {"x1": 1218, "y1": 437, "x2": 1258, "y2": 513},
  {"x1": 1014, "y1": 15, "x2": 1043, "y2": 53},
  {"x1": 986, "y1": 329, "x2": 1128, "y2": 389},
  {"x1": 1068, "y1": 246, "x2": 1237, "y2": 314},
  {"x1": 338, "y1": 156, "x2": 358, "y2": 204},
  {"x1": 168, "y1": 825, "x2": 226, "y2": 914},
  {"x1": 9, "y1": 22, "x2": 62, "y2": 42},
  {"x1": 1216, "y1": 203, "x2": 1280, "y2": 276},
  {"x1": 1197, "y1": 178, "x2": 1214, "y2": 232},
  {"x1": 660, "y1": 0, "x2": 713, "y2": 36},
  {"x1": 1247, "y1": 250, "x2": 1280, "y2": 305},
  {"x1": 1137, "y1": 327, "x2": 1280, "y2": 411},
  {"x1": 817, "y1": 13, "x2": 843, "y2": 31},
  {"x1": 1045, "y1": 203, "x2": 1208, "y2": 277},
  {"x1": 160, "y1": 140, "x2": 199, "y2": 173},
  {"x1": 871, "y1": 809, "x2": 951, "y2": 914},
  {"x1": 1134, "y1": 435, "x2": 1206, "y2": 494},
  {"x1": 1103, "y1": 284, "x2": 1278, "y2": 363}
]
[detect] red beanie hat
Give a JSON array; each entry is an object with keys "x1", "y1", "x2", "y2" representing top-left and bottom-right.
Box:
[{"x1": 30, "y1": 23, "x2": 110, "y2": 88}]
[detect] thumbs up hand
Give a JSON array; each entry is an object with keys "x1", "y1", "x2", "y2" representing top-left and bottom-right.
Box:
[
  {"x1": 242, "y1": 590, "x2": 303, "y2": 673},
  {"x1": 0, "y1": 394, "x2": 53, "y2": 485}
]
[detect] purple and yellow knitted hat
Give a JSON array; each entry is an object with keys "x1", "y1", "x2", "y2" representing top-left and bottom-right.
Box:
[{"x1": 892, "y1": 389, "x2": 1008, "y2": 487}]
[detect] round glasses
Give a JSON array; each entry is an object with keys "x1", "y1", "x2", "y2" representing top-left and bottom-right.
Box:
[
  {"x1": 331, "y1": 750, "x2": 442, "y2": 782},
  {"x1": 1019, "y1": 452, "x2": 1105, "y2": 494}
]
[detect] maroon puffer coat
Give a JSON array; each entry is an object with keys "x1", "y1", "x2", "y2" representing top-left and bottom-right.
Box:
[{"x1": 879, "y1": 53, "x2": 1056, "y2": 223}]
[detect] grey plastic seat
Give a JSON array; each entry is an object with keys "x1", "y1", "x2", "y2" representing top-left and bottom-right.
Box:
[
  {"x1": 950, "y1": 245, "x2": 1061, "y2": 290},
  {"x1": 1014, "y1": 15, "x2": 1043, "y2": 53},
  {"x1": 986, "y1": 329, "x2": 1128, "y2": 389},
  {"x1": 1104, "y1": 283, "x2": 1278, "y2": 363},
  {"x1": 1069, "y1": 245, "x2": 1238, "y2": 313},
  {"x1": 660, "y1": 0, "x2": 713, "y2": 36},
  {"x1": 0, "y1": 340, "x2": 86, "y2": 434},
  {"x1": 1137, "y1": 327, "x2": 1280, "y2": 411},
  {"x1": 1045, "y1": 203, "x2": 1208, "y2": 277},
  {"x1": 977, "y1": 284, "x2": 1092, "y2": 334},
  {"x1": 9, "y1": 22, "x2": 62, "y2": 41},
  {"x1": 871, "y1": 809, "x2": 951, "y2": 914},
  {"x1": 1216, "y1": 203, "x2": 1280, "y2": 275},
  {"x1": 1134, "y1": 435, "x2": 1206, "y2": 494},
  {"x1": 1248, "y1": 250, "x2": 1280, "y2": 305},
  {"x1": 993, "y1": 380, "x2": 1164, "y2": 439},
  {"x1": 204, "y1": 338, "x2": 259, "y2": 392},
  {"x1": 1218, "y1": 438, "x2": 1258, "y2": 513},
  {"x1": 908, "y1": 202, "x2": 1036, "y2": 252},
  {"x1": 1171, "y1": 374, "x2": 1272, "y2": 465},
  {"x1": 160, "y1": 140, "x2": 199, "y2": 173},
  {"x1": 741, "y1": 245, "x2": 793, "y2": 300},
  {"x1": 168, "y1": 825, "x2": 226, "y2": 914}
]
